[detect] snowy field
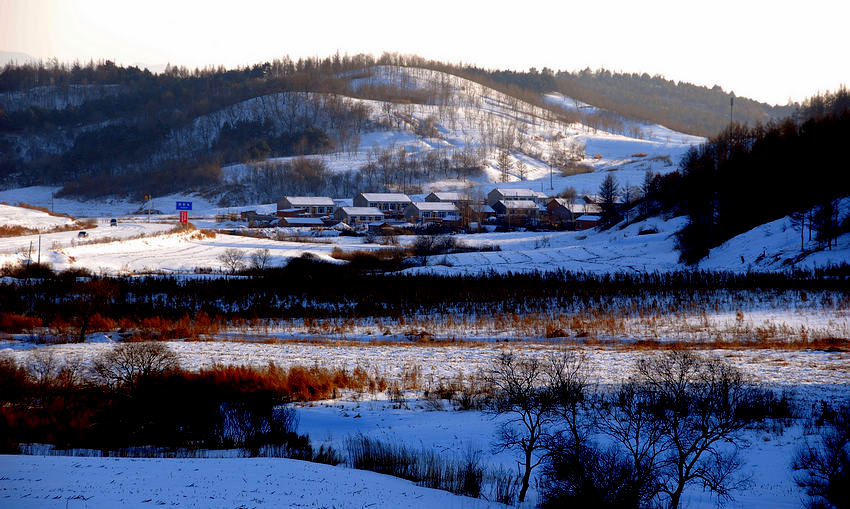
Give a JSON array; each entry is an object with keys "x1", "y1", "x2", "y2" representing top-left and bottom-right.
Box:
[
  {"x1": 1, "y1": 400, "x2": 817, "y2": 508},
  {"x1": 1, "y1": 195, "x2": 848, "y2": 275},
  {"x1": 1, "y1": 337, "x2": 847, "y2": 507},
  {"x1": 3, "y1": 340, "x2": 849, "y2": 390},
  {"x1": 295, "y1": 399, "x2": 816, "y2": 509},
  {"x1": 0, "y1": 454, "x2": 502, "y2": 509},
  {"x1": 0, "y1": 203, "x2": 76, "y2": 231}
]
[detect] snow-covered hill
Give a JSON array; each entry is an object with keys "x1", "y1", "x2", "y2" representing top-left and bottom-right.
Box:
[{"x1": 217, "y1": 66, "x2": 703, "y2": 200}]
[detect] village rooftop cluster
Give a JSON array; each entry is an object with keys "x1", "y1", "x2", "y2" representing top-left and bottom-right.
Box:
[{"x1": 234, "y1": 187, "x2": 612, "y2": 233}]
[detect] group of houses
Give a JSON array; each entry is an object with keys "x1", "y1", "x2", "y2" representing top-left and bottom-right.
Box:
[{"x1": 267, "y1": 188, "x2": 607, "y2": 232}]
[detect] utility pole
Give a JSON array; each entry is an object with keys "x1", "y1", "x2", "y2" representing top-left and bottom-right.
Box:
[{"x1": 550, "y1": 162, "x2": 553, "y2": 190}]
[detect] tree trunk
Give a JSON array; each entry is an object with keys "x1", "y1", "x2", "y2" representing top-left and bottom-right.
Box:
[
  {"x1": 519, "y1": 449, "x2": 533, "y2": 502},
  {"x1": 669, "y1": 485, "x2": 684, "y2": 509}
]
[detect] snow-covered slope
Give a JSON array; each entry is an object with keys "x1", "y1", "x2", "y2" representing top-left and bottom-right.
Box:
[
  {"x1": 2, "y1": 67, "x2": 846, "y2": 275},
  {"x1": 214, "y1": 65, "x2": 703, "y2": 199},
  {"x1": 0, "y1": 203, "x2": 75, "y2": 231},
  {"x1": 699, "y1": 198, "x2": 850, "y2": 272},
  {"x1": 0, "y1": 454, "x2": 502, "y2": 509}
]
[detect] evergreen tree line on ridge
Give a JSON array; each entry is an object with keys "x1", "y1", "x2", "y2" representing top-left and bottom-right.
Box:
[{"x1": 640, "y1": 87, "x2": 850, "y2": 263}]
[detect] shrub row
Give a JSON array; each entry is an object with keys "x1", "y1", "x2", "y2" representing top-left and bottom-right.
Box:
[
  {"x1": 0, "y1": 348, "x2": 378, "y2": 457},
  {"x1": 1, "y1": 264, "x2": 847, "y2": 336}
]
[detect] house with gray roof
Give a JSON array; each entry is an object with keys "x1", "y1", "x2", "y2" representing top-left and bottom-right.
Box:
[
  {"x1": 353, "y1": 193, "x2": 412, "y2": 218},
  {"x1": 277, "y1": 196, "x2": 336, "y2": 217}
]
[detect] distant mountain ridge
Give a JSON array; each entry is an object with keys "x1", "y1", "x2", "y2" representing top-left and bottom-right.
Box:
[{"x1": 0, "y1": 51, "x2": 37, "y2": 67}]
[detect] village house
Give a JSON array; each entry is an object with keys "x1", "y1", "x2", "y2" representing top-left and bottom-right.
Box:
[
  {"x1": 532, "y1": 191, "x2": 549, "y2": 207},
  {"x1": 367, "y1": 220, "x2": 414, "y2": 235},
  {"x1": 352, "y1": 193, "x2": 412, "y2": 218},
  {"x1": 487, "y1": 188, "x2": 548, "y2": 208},
  {"x1": 278, "y1": 216, "x2": 326, "y2": 228},
  {"x1": 461, "y1": 203, "x2": 496, "y2": 224},
  {"x1": 576, "y1": 214, "x2": 602, "y2": 230},
  {"x1": 546, "y1": 198, "x2": 603, "y2": 227},
  {"x1": 404, "y1": 202, "x2": 459, "y2": 224},
  {"x1": 276, "y1": 196, "x2": 336, "y2": 217},
  {"x1": 492, "y1": 199, "x2": 539, "y2": 225},
  {"x1": 424, "y1": 191, "x2": 472, "y2": 209},
  {"x1": 247, "y1": 214, "x2": 278, "y2": 228},
  {"x1": 333, "y1": 206, "x2": 384, "y2": 227}
]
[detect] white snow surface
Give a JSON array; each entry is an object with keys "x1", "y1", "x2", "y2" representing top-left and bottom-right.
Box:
[
  {"x1": 0, "y1": 454, "x2": 501, "y2": 509},
  {"x1": 0, "y1": 203, "x2": 76, "y2": 231}
]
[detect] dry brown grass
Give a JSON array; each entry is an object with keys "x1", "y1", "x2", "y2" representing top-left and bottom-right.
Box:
[
  {"x1": 193, "y1": 229, "x2": 217, "y2": 239},
  {"x1": 0, "y1": 220, "x2": 93, "y2": 238},
  {"x1": 560, "y1": 162, "x2": 594, "y2": 177},
  {"x1": 0, "y1": 312, "x2": 42, "y2": 333},
  {"x1": 0, "y1": 225, "x2": 39, "y2": 237},
  {"x1": 329, "y1": 246, "x2": 410, "y2": 261}
]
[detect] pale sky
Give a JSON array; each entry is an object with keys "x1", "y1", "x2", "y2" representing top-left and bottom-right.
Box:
[{"x1": 1, "y1": 0, "x2": 847, "y2": 105}]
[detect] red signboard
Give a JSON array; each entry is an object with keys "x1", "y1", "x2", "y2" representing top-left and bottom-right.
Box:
[{"x1": 179, "y1": 210, "x2": 188, "y2": 223}]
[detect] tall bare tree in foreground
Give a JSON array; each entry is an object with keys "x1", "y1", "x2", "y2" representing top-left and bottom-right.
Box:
[
  {"x1": 489, "y1": 352, "x2": 557, "y2": 503},
  {"x1": 636, "y1": 352, "x2": 752, "y2": 508}
]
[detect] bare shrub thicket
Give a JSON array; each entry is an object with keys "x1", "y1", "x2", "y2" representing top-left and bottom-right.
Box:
[
  {"x1": 793, "y1": 401, "x2": 850, "y2": 509},
  {"x1": 488, "y1": 351, "x2": 760, "y2": 508},
  {"x1": 92, "y1": 341, "x2": 179, "y2": 391},
  {"x1": 345, "y1": 434, "x2": 486, "y2": 499},
  {"x1": 249, "y1": 248, "x2": 272, "y2": 270},
  {"x1": 2, "y1": 346, "x2": 357, "y2": 462},
  {"x1": 2, "y1": 269, "x2": 847, "y2": 349}
]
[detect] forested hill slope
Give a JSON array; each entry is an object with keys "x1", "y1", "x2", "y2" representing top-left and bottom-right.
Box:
[
  {"x1": 653, "y1": 87, "x2": 850, "y2": 264},
  {"x1": 452, "y1": 65, "x2": 794, "y2": 137},
  {"x1": 0, "y1": 54, "x2": 777, "y2": 200}
]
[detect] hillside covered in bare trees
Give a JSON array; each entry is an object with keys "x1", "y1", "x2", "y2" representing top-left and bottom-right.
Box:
[{"x1": 1, "y1": 53, "x2": 779, "y2": 201}]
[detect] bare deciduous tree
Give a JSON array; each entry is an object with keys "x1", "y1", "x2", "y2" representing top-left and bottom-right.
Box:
[
  {"x1": 546, "y1": 351, "x2": 589, "y2": 448},
  {"x1": 218, "y1": 248, "x2": 246, "y2": 273},
  {"x1": 636, "y1": 352, "x2": 753, "y2": 509},
  {"x1": 250, "y1": 248, "x2": 272, "y2": 270},
  {"x1": 596, "y1": 380, "x2": 667, "y2": 503},
  {"x1": 489, "y1": 352, "x2": 558, "y2": 502},
  {"x1": 92, "y1": 342, "x2": 179, "y2": 392},
  {"x1": 515, "y1": 159, "x2": 528, "y2": 181},
  {"x1": 496, "y1": 149, "x2": 513, "y2": 183}
]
